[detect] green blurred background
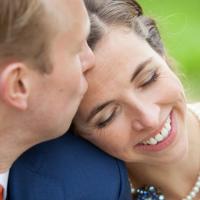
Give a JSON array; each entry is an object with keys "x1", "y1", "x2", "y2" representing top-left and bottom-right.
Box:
[{"x1": 139, "y1": 0, "x2": 200, "y2": 101}]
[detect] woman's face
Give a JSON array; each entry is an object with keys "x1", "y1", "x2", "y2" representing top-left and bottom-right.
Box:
[{"x1": 74, "y1": 27, "x2": 187, "y2": 165}]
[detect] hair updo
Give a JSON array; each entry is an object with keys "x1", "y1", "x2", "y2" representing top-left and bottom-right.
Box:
[{"x1": 84, "y1": 0, "x2": 164, "y2": 56}]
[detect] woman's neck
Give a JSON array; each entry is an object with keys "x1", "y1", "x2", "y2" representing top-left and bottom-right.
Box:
[{"x1": 127, "y1": 108, "x2": 200, "y2": 199}]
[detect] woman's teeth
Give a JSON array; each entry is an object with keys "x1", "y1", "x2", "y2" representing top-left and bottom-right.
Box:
[{"x1": 142, "y1": 116, "x2": 171, "y2": 145}]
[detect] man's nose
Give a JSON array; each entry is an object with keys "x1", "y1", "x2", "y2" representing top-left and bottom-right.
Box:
[{"x1": 80, "y1": 42, "x2": 95, "y2": 73}]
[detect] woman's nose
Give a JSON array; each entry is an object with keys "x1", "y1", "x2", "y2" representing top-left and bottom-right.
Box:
[{"x1": 130, "y1": 102, "x2": 160, "y2": 132}]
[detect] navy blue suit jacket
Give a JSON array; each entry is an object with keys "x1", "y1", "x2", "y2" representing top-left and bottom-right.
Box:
[{"x1": 7, "y1": 133, "x2": 131, "y2": 200}]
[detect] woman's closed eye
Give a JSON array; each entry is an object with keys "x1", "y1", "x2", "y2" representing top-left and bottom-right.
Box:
[
  {"x1": 140, "y1": 69, "x2": 160, "y2": 88},
  {"x1": 95, "y1": 106, "x2": 119, "y2": 129}
]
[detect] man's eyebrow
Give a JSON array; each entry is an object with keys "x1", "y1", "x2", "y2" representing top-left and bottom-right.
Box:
[
  {"x1": 86, "y1": 100, "x2": 115, "y2": 122},
  {"x1": 130, "y1": 57, "x2": 153, "y2": 82}
]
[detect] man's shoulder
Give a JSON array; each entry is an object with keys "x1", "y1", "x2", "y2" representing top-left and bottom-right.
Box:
[
  {"x1": 8, "y1": 133, "x2": 131, "y2": 200},
  {"x1": 13, "y1": 133, "x2": 122, "y2": 175}
]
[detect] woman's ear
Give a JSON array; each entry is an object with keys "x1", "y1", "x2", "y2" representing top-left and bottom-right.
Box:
[{"x1": 0, "y1": 63, "x2": 31, "y2": 110}]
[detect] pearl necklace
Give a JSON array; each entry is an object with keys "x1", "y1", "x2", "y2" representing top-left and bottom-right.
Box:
[{"x1": 129, "y1": 104, "x2": 200, "y2": 200}]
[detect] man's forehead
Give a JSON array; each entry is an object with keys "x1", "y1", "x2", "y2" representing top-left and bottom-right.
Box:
[
  {"x1": 42, "y1": 0, "x2": 88, "y2": 28},
  {"x1": 65, "y1": 1, "x2": 89, "y2": 35}
]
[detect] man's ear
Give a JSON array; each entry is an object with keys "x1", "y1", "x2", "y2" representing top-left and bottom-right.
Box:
[{"x1": 0, "y1": 63, "x2": 31, "y2": 110}]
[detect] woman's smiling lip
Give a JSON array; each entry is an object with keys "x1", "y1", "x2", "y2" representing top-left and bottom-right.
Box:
[
  {"x1": 135, "y1": 110, "x2": 176, "y2": 152},
  {"x1": 140, "y1": 115, "x2": 170, "y2": 143}
]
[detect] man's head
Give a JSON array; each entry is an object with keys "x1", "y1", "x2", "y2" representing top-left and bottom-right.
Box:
[{"x1": 0, "y1": 0, "x2": 94, "y2": 150}]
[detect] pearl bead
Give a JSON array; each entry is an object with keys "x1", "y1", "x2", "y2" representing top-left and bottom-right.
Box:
[
  {"x1": 193, "y1": 186, "x2": 199, "y2": 193},
  {"x1": 159, "y1": 195, "x2": 165, "y2": 200},
  {"x1": 186, "y1": 196, "x2": 192, "y2": 200},
  {"x1": 189, "y1": 191, "x2": 195, "y2": 198},
  {"x1": 196, "y1": 181, "x2": 200, "y2": 187},
  {"x1": 131, "y1": 188, "x2": 135, "y2": 193}
]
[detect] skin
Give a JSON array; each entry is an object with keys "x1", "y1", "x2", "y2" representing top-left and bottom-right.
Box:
[
  {"x1": 75, "y1": 27, "x2": 187, "y2": 164},
  {"x1": 74, "y1": 27, "x2": 200, "y2": 198},
  {"x1": 34, "y1": 0, "x2": 95, "y2": 137},
  {"x1": 0, "y1": 0, "x2": 94, "y2": 172}
]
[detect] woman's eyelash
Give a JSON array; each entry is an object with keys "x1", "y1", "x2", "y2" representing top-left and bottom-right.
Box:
[
  {"x1": 96, "y1": 109, "x2": 117, "y2": 129},
  {"x1": 140, "y1": 70, "x2": 160, "y2": 87}
]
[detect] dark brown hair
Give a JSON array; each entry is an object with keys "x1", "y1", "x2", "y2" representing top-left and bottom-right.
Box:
[
  {"x1": 84, "y1": 0, "x2": 164, "y2": 56},
  {"x1": 0, "y1": 0, "x2": 56, "y2": 73}
]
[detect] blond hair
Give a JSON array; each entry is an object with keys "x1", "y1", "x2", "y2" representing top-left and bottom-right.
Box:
[{"x1": 0, "y1": 0, "x2": 54, "y2": 73}]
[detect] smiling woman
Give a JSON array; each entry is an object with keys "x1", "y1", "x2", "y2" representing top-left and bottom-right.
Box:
[{"x1": 73, "y1": 0, "x2": 200, "y2": 200}]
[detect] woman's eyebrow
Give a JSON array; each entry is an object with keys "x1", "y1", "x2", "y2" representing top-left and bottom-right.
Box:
[
  {"x1": 87, "y1": 100, "x2": 115, "y2": 122},
  {"x1": 130, "y1": 57, "x2": 153, "y2": 82}
]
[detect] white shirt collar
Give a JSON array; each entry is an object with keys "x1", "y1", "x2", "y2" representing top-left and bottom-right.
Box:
[{"x1": 0, "y1": 170, "x2": 9, "y2": 200}]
